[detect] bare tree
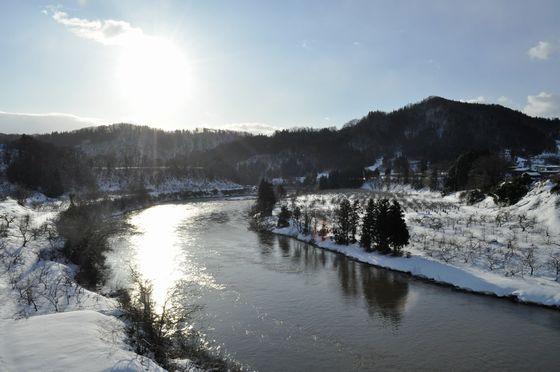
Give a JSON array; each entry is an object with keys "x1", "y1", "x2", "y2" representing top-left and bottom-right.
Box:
[
  {"x1": 520, "y1": 245, "x2": 539, "y2": 277},
  {"x1": 483, "y1": 246, "x2": 501, "y2": 271},
  {"x1": 547, "y1": 251, "x2": 560, "y2": 281},
  {"x1": 18, "y1": 214, "x2": 32, "y2": 247},
  {"x1": 1, "y1": 214, "x2": 16, "y2": 229}
]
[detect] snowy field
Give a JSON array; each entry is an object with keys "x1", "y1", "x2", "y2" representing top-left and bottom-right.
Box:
[
  {"x1": 0, "y1": 197, "x2": 164, "y2": 371},
  {"x1": 273, "y1": 181, "x2": 560, "y2": 307}
]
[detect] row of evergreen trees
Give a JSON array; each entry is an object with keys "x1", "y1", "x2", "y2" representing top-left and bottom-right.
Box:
[
  {"x1": 254, "y1": 179, "x2": 410, "y2": 256},
  {"x1": 332, "y1": 198, "x2": 409, "y2": 255}
]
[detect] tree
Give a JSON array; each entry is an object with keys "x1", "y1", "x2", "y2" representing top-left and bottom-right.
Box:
[
  {"x1": 429, "y1": 167, "x2": 439, "y2": 190},
  {"x1": 360, "y1": 198, "x2": 409, "y2": 255},
  {"x1": 371, "y1": 199, "x2": 392, "y2": 254},
  {"x1": 18, "y1": 214, "x2": 31, "y2": 247},
  {"x1": 318, "y1": 221, "x2": 329, "y2": 241},
  {"x1": 387, "y1": 200, "x2": 409, "y2": 256},
  {"x1": 333, "y1": 198, "x2": 353, "y2": 245},
  {"x1": 394, "y1": 156, "x2": 410, "y2": 184},
  {"x1": 493, "y1": 174, "x2": 532, "y2": 206},
  {"x1": 255, "y1": 179, "x2": 276, "y2": 216},
  {"x1": 349, "y1": 199, "x2": 361, "y2": 243},
  {"x1": 467, "y1": 154, "x2": 509, "y2": 191},
  {"x1": 277, "y1": 205, "x2": 291, "y2": 228},
  {"x1": 360, "y1": 199, "x2": 376, "y2": 251}
]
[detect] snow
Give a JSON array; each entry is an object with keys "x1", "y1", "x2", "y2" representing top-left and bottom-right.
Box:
[
  {"x1": 365, "y1": 157, "x2": 383, "y2": 172},
  {"x1": 0, "y1": 310, "x2": 164, "y2": 372},
  {"x1": 272, "y1": 181, "x2": 560, "y2": 308},
  {"x1": 0, "y1": 198, "x2": 164, "y2": 371}
]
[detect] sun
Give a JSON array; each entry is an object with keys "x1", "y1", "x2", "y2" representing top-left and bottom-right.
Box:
[{"x1": 115, "y1": 36, "x2": 193, "y2": 121}]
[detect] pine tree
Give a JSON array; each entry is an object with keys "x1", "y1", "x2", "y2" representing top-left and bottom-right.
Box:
[
  {"x1": 387, "y1": 200, "x2": 410, "y2": 255},
  {"x1": 255, "y1": 179, "x2": 276, "y2": 216},
  {"x1": 277, "y1": 205, "x2": 291, "y2": 228},
  {"x1": 372, "y1": 199, "x2": 392, "y2": 254},
  {"x1": 292, "y1": 205, "x2": 302, "y2": 230},
  {"x1": 360, "y1": 198, "x2": 376, "y2": 251},
  {"x1": 333, "y1": 198, "x2": 352, "y2": 245},
  {"x1": 349, "y1": 199, "x2": 361, "y2": 243}
]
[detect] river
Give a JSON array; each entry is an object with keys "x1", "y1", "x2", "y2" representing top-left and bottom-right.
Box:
[{"x1": 108, "y1": 199, "x2": 560, "y2": 371}]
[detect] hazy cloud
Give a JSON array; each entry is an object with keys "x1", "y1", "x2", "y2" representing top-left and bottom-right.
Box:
[
  {"x1": 221, "y1": 122, "x2": 280, "y2": 136},
  {"x1": 464, "y1": 96, "x2": 486, "y2": 104},
  {"x1": 49, "y1": 10, "x2": 143, "y2": 46},
  {"x1": 523, "y1": 92, "x2": 560, "y2": 118},
  {"x1": 0, "y1": 111, "x2": 103, "y2": 134},
  {"x1": 527, "y1": 41, "x2": 554, "y2": 60}
]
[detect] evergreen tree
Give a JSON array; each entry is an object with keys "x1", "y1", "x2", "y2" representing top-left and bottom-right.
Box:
[
  {"x1": 349, "y1": 199, "x2": 361, "y2": 243},
  {"x1": 333, "y1": 198, "x2": 353, "y2": 245},
  {"x1": 277, "y1": 205, "x2": 291, "y2": 228},
  {"x1": 292, "y1": 205, "x2": 302, "y2": 230},
  {"x1": 372, "y1": 199, "x2": 392, "y2": 254},
  {"x1": 302, "y1": 209, "x2": 312, "y2": 235},
  {"x1": 255, "y1": 179, "x2": 276, "y2": 216},
  {"x1": 360, "y1": 198, "x2": 376, "y2": 251},
  {"x1": 387, "y1": 200, "x2": 410, "y2": 255}
]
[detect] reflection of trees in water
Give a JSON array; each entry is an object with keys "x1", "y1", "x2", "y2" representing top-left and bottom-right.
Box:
[
  {"x1": 290, "y1": 240, "x2": 330, "y2": 272},
  {"x1": 333, "y1": 255, "x2": 360, "y2": 298},
  {"x1": 276, "y1": 236, "x2": 330, "y2": 272},
  {"x1": 257, "y1": 232, "x2": 275, "y2": 255},
  {"x1": 360, "y1": 266, "x2": 409, "y2": 325},
  {"x1": 277, "y1": 236, "x2": 291, "y2": 255},
  {"x1": 270, "y1": 235, "x2": 408, "y2": 324}
]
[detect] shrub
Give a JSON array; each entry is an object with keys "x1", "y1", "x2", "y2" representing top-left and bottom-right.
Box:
[
  {"x1": 459, "y1": 189, "x2": 486, "y2": 205},
  {"x1": 56, "y1": 201, "x2": 129, "y2": 288},
  {"x1": 493, "y1": 174, "x2": 532, "y2": 206}
]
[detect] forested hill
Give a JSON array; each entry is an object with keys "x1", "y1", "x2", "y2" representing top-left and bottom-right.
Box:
[
  {"x1": 187, "y1": 96, "x2": 560, "y2": 182},
  {"x1": 32, "y1": 124, "x2": 245, "y2": 167},
  {"x1": 1, "y1": 97, "x2": 559, "y2": 185}
]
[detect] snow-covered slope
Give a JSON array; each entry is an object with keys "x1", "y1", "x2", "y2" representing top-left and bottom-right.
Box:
[
  {"x1": 272, "y1": 181, "x2": 560, "y2": 308},
  {"x1": 0, "y1": 198, "x2": 163, "y2": 371},
  {"x1": 0, "y1": 310, "x2": 163, "y2": 372}
]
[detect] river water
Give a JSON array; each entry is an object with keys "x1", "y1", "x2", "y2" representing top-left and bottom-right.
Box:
[{"x1": 108, "y1": 199, "x2": 560, "y2": 371}]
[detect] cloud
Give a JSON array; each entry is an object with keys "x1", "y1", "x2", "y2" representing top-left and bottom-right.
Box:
[
  {"x1": 221, "y1": 122, "x2": 281, "y2": 136},
  {"x1": 48, "y1": 10, "x2": 143, "y2": 46},
  {"x1": 497, "y1": 96, "x2": 514, "y2": 107},
  {"x1": 523, "y1": 92, "x2": 560, "y2": 118},
  {"x1": 0, "y1": 111, "x2": 103, "y2": 134},
  {"x1": 464, "y1": 96, "x2": 486, "y2": 104},
  {"x1": 527, "y1": 41, "x2": 554, "y2": 60}
]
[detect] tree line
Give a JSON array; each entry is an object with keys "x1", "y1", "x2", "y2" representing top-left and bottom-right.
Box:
[{"x1": 254, "y1": 179, "x2": 410, "y2": 256}]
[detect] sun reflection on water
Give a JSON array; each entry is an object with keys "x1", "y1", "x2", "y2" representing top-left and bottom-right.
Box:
[{"x1": 126, "y1": 204, "x2": 223, "y2": 309}]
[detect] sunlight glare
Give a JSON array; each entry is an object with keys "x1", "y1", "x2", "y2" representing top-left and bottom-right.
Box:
[
  {"x1": 116, "y1": 36, "x2": 193, "y2": 121},
  {"x1": 128, "y1": 204, "x2": 221, "y2": 310}
]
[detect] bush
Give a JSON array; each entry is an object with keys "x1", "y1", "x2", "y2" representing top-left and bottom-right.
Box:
[
  {"x1": 118, "y1": 269, "x2": 239, "y2": 371},
  {"x1": 493, "y1": 174, "x2": 532, "y2": 206},
  {"x1": 56, "y1": 201, "x2": 129, "y2": 288},
  {"x1": 459, "y1": 189, "x2": 486, "y2": 205},
  {"x1": 277, "y1": 205, "x2": 291, "y2": 228}
]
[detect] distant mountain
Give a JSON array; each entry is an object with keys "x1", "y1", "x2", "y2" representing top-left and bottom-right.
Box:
[
  {"x1": 187, "y1": 97, "x2": 560, "y2": 182},
  {"x1": 2, "y1": 123, "x2": 246, "y2": 167},
  {"x1": 2, "y1": 97, "x2": 559, "y2": 185}
]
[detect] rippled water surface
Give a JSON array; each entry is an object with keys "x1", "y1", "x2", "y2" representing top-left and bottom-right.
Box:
[{"x1": 109, "y1": 199, "x2": 560, "y2": 371}]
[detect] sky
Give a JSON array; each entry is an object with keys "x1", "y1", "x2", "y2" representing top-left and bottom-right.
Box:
[{"x1": 1, "y1": 0, "x2": 559, "y2": 134}]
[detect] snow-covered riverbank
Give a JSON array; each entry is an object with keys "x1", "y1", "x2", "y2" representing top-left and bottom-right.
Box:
[
  {"x1": 271, "y1": 181, "x2": 560, "y2": 308},
  {"x1": 0, "y1": 197, "x2": 164, "y2": 371}
]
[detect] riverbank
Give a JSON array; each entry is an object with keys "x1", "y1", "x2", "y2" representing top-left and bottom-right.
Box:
[
  {"x1": 0, "y1": 197, "x2": 169, "y2": 371},
  {"x1": 268, "y1": 182, "x2": 560, "y2": 309},
  {"x1": 0, "y1": 195, "x2": 218, "y2": 371}
]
